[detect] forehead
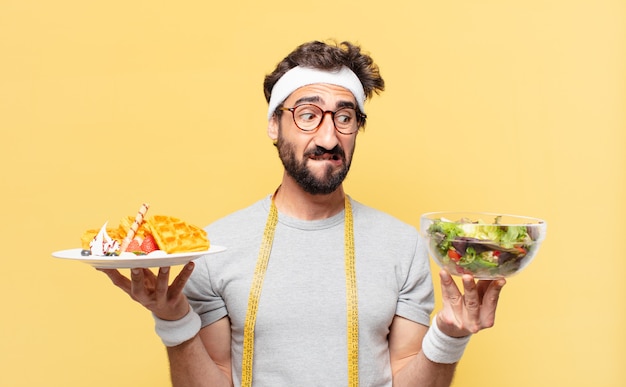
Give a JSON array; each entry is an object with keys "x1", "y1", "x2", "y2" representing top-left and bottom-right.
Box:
[{"x1": 284, "y1": 83, "x2": 357, "y2": 107}]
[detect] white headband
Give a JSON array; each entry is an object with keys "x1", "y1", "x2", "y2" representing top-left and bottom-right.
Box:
[{"x1": 267, "y1": 66, "x2": 366, "y2": 120}]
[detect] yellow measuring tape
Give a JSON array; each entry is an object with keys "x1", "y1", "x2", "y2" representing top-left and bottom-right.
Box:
[
  {"x1": 344, "y1": 197, "x2": 359, "y2": 387},
  {"x1": 241, "y1": 194, "x2": 358, "y2": 386}
]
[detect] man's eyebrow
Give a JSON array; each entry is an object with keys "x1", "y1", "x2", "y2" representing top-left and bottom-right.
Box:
[
  {"x1": 336, "y1": 100, "x2": 356, "y2": 109},
  {"x1": 293, "y1": 96, "x2": 322, "y2": 106},
  {"x1": 293, "y1": 96, "x2": 357, "y2": 110}
]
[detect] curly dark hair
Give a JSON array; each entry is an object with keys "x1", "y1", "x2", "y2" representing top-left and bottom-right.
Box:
[{"x1": 263, "y1": 40, "x2": 385, "y2": 108}]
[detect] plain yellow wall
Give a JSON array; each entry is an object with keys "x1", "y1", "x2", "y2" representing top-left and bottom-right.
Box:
[{"x1": 1, "y1": 1, "x2": 624, "y2": 386}]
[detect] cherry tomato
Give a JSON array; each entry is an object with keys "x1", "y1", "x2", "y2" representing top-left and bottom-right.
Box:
[{"x1": 447, "y1": 249, "x2": 462, "y2": 262}]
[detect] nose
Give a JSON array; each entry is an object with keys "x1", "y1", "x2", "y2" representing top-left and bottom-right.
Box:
[{"x1": 314, "y1": 112, "x2": 340, "y2": 149}]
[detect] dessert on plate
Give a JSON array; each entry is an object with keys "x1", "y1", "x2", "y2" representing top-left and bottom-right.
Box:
[{"x1": 81, "y1": 203, "x2": 209, "y2": 257}]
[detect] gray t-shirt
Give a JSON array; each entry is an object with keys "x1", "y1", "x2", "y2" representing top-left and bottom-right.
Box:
[{"x1": 185, "y1": 196, "x2": 434, "y2": 386}]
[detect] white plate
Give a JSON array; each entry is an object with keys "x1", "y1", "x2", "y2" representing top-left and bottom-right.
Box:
[{"x1": 52, "y1": 245, "x2": 226, "y2": 269}]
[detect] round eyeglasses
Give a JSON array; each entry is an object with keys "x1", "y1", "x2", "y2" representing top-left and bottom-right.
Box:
[{"x1": 279, "y1": 104, "x2": 366, "y2": 135}]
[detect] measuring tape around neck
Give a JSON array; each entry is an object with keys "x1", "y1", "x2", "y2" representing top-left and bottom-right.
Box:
[{"x1": 241, "y1": 194, "x2": 359, "y2": 386}]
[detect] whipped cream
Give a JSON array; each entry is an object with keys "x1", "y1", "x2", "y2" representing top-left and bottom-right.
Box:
[{"x1": 90, "y1": 222, "x2": 120, "y2": 256}]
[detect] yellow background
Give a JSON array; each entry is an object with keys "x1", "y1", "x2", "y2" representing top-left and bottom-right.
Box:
[{"x1": 1, "y1": 0, "x2": 624, "y2": 386}]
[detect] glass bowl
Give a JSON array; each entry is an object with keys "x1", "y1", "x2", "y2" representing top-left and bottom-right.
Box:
[{"x1": 420, "y1": 212, "x2": 547, "y2": 279}]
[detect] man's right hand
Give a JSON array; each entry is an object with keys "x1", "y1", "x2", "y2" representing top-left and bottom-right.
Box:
[{"x1": 98, "y1": 261, "x2": 195, "y2": 321}]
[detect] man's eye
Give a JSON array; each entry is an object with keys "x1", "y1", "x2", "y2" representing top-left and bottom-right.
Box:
[
  {"x1": 299, "y1": 112, "x2": 318, "y2": 122},
  {"x1": 336, "y1": 114, "x2": 353, "y2": 124}
]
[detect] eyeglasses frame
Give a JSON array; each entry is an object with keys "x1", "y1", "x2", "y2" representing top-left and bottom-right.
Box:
[{"x1": 278, "y1": 103, "x2": 367, "y2": 135}]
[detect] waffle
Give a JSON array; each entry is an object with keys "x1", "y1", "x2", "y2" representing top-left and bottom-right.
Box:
[
  {"x1": 117, "y1": 215, "x2": 150, "y2": 240},
  {"x1": 146, "y1": 215, "x2": 210, "y2": 253}
]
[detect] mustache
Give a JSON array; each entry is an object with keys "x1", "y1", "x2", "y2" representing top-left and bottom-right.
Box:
[{"x1": 304, "y1": 145, "x2": 346, "y2": 159}]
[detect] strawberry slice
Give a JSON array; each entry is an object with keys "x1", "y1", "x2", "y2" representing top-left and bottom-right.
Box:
[
  {"x1": 125, "y1": 239, "x2": 142, "y2": 252},
  {"x1": 140, "y1": 234, "x2": 159, "y2": 253}
]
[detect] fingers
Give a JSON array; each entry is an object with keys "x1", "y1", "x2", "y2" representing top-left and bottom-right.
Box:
[
  {"x1": 155, "y1": 266, "x2": 171, "y2": 299},
  {"x1": 478, "y1": 278, "x2": 506, "y2": 328},
  {"x1": 438, "y1": 269, "x2": 466, "y2": 330},
  {"x1": 168, "y1": 262, "x2": 195, "y2": 296},
  {"x1": 439, "y1": 269, "x2": 462, "y2": 307},
  {"x1": 98, "y1": 267, "x2": 165, "y2": 305},
  {"x1": 98, "y1": 264, "x2": 194, "y2": 318},
  {"x1": 130, "y1": 264, "x2": 194, "y2": 302},
  {"x1": 130, "y1": 267, "x2": 173, "y2": 302},
  {"x1": 97, "y1": 268, "x2": 131, "y2": 294},
  {"x1": 438, "y1": 269, "x2": 506, "y2": 336},
  {"x1": 461, "y1": 274, "x2": 481, "y2": 332},
  {"x1": 439, "y1": 273, "x2": 481, "y2": 334}
]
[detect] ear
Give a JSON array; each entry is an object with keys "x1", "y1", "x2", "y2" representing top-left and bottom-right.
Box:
[{"x1": 267, "y1": 115, "x2": 279, "y2": 142}]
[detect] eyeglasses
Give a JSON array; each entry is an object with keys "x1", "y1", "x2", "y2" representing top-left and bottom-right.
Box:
[{"x1": 279, "y1": 104, "x2": 366, "y2": 135}]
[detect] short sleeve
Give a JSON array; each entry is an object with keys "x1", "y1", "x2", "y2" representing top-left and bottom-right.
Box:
[
  {"x1": 184, "y1": 255, "x2": 229, "y2": 327},
  {"x1": 395, "y1": 234, "x2": 435, "y2": 326}
]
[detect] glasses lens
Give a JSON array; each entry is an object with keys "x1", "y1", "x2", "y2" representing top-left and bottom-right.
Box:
[
  {"x1": 334, "y1": 108, "x2": 357, "y2": 133},
  {"x1": 293, "y1": 105, "x2": 323, "y2": 131}
]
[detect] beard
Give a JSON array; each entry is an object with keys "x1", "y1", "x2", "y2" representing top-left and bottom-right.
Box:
[{"x1": 275, "y1": 129, "x2": 354, "y2": 195}]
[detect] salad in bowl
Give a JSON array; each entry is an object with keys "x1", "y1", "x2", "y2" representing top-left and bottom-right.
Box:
[{"x1": 421, "y1": 212, "x2": 547, "y2": 279}]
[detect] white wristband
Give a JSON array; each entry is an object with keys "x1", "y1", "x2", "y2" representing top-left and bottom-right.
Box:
[
  {"x1": 153, "y1": 308, "x2": 201, "y2": 347},
  {"x1": 422, "y1": 316, "x2": 471, "y2": 364}
]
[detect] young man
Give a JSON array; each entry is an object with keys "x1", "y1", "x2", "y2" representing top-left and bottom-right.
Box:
[{"x1": 101, "y1": 40, "x2": 506, "y2": 386}]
